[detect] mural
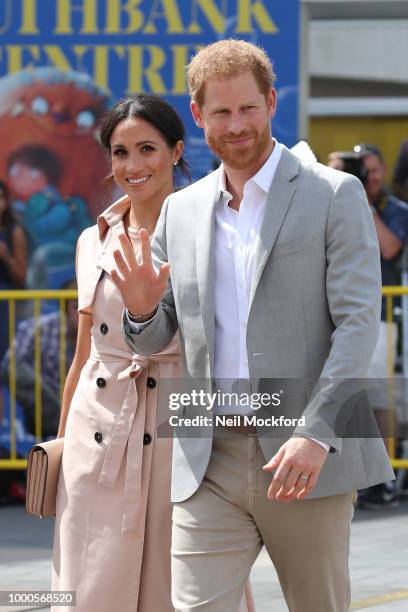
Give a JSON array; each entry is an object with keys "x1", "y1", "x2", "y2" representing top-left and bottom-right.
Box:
[{"x1": 0, "y1": 67, "x2": 113, "y2": 287}]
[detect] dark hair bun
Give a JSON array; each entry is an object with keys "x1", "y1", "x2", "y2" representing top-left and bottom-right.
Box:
[{"x1": 98, "y1": 94, "x2": 190, "y2": 180}]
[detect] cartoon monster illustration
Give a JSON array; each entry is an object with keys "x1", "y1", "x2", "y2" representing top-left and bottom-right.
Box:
[
  {"x1": 0, "y1": 67, "x2": 113, "y2": 216},
  {"x1": 0, "y1": 68, "x2": 114, "y2": 287},
  {"x1": 8, "y1": 144, "x2": 92, "y2": 252}
]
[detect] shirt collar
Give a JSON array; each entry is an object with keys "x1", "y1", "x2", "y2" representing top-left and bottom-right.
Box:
[{"x1": 217, "y1": 138, "x2": 282, "y2": 197}]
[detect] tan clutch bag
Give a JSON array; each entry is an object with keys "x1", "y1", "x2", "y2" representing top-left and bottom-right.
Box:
[{"x1": 26, "y1": 437, "x2": 64, "y2": 518}]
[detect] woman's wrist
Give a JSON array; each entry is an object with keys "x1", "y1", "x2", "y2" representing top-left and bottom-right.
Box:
[{"x1": 128, "y1": 306, "x2": 158, "y2": 323}]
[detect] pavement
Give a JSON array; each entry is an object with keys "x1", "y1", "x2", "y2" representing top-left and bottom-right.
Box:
[{"x1": 0, "y1": 498, "x2": 407, "y2": 612}]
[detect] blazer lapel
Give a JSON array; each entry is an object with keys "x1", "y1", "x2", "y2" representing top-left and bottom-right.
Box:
[
  {"x1": 249, "y1": 147, "x2": 300, "y2": 310},
  {"x1": 195, "y1": 172, "x2": 219, "y2": 369}
]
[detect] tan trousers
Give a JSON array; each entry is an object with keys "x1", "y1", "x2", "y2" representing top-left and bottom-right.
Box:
[{"x1": 172, "y1": 430, "x2": 356, "y2": 612}]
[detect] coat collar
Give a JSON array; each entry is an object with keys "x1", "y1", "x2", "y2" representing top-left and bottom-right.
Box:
[
  {"x1": 95, "y1": 195, "x2": 132, "y2": 275},
  {"x1": 97, "y1": 194, "x2": 131, "y2": 242}
]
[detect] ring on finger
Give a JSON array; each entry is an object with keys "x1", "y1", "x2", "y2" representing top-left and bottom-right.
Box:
[{"x1": 299, "y1": 473, "x2": 309, "y2": 481}]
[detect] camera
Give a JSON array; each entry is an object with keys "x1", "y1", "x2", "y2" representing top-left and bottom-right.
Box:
[{"x1": 328, "y1": 150, "x2": 368, "y2": 186}]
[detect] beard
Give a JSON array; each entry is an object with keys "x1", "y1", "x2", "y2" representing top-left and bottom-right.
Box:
[{"x1": 206, "y1": 122, "x2": 271, "y2": 170}]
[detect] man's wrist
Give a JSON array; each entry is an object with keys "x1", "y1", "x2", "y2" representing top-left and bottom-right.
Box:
[{"x1": 128, "y1": 306, "x2": 158, "y2": 323}]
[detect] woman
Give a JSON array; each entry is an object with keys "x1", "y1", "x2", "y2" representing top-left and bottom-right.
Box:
[
  {"x1": 0, "y1": 180, "x2": 27, "y2": 503},
  {"x1": 52, "y1": 94, "x2": 255, "y2": 612},
  {"x1": 0, "y1": 180, "x2": 27, "y2": 360}
]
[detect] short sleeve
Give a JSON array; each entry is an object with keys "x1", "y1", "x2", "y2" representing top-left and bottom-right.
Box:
[{"x1": 384, "y1": 201, "x2": 408, "y2": 243}]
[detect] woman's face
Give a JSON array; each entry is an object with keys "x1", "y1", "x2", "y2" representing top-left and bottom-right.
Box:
[{"x1": 110, "y1": 116, "x2": 183, "y2": 206}]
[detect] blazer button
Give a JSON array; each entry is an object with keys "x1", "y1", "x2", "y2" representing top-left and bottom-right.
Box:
[
  {"x1": 94, "y1": 432, "x2": 103, "y2": 443},
  {"x1": 96, "y1": 377, "x2": 106, "y2": 388},
  {"x1": 143, "y1": 433, "x2": 152, "y2": 445},
  {"x1": 100, "y1": 323, "x2": 108, "y2": 335},
  {"x1": 146, "y1": 377, "x2": 156, "y2": 389}
]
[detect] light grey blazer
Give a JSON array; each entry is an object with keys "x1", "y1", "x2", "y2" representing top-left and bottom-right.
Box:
[{"x1": 123, "y1": 146, "x2": 394, "y2": 502}]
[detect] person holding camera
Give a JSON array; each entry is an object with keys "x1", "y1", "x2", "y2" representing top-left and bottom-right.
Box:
[
  {"x1": 328, "y1": 144, "x2": 408, "y2": 508},
  {"x1": 357, "y1": 144, "x2": 408, "y2": 508}
]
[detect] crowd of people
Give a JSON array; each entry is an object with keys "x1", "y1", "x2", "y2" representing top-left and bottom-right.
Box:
[
  {"x1": 0, "y1": 37, "x2": 407, "y2": 610},
  {"x1": 0, "y1": 180, "x2": 27, "y2": 361},
  {"x1": 328, "y1": 143, "x2": 408, "y2": 509}
]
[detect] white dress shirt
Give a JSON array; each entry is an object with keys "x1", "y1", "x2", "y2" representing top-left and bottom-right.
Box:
[{"x1": 213, "y1": 140, "x2": 282, "y2": 415}]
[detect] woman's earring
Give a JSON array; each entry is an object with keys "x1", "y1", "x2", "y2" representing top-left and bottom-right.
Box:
[{"x1": 173, "y1": 159, "x2": 178, "y2": 166}]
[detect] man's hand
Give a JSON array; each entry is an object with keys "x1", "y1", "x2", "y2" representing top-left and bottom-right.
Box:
[
  {"x1": 263, "y1": 437, "x2": 328, "y2": 502},
  {"x1": 111, "y1": 229, "x2": 170, "y2": 316}
]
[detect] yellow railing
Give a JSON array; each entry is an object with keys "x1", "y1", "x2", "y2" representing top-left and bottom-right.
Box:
[
  {"x1": 0, "y1": 289, "x2": 77, "y2": 469},
  {"x1": 0, "y1": 288, "x2": 407, "y2": 470},
  {"x1": 382, "y1": 286, "x2": 408, "y2": 468}
]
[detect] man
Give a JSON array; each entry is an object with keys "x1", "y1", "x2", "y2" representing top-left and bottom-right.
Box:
[
  {"x1": 1, "y1": 279, "x2": 78, "y2": 437},
  {"x1": 354, "y1": 144, "x2": 408, "y2": 509},
  {"x1": 115, "y1": 41, "x2": 394, "y2": 611},
  {"x1": 358, "y1": 144, "x2": 408, "y2": 273}
]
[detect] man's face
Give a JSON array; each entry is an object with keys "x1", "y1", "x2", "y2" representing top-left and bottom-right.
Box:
[
  {"x1": 363, "y1": 154, "x2": 386, "y2": 202},
  {"x1": 190, "y1": 71, "x2": 276, "y2": 171}
]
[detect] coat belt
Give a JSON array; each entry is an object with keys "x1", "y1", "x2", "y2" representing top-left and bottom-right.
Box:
[{"x1": 90, "y1": 349, "x2": 181, "y2": 534}]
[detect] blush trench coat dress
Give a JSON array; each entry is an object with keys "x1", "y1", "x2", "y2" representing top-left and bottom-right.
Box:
[{"x1": 51, "y1": 197, "x2": 255, "y2": 612}]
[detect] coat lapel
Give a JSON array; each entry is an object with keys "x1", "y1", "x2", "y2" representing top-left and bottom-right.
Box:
[
  {"x1": 95, "y1": 222, "x2": 132, "y2": 277},
  {"x1": 249, "y1": 147, "x2": 300, "y2": 310},
  {"x1": 95, "y1": 196, "x2": 130, "y2": 275},
  {"x1": 195, "y1": 171, "x2": 220, "y2": 368},
  {"x1": 95, "y1": 229, "x2": 115, "y2": 275}
]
